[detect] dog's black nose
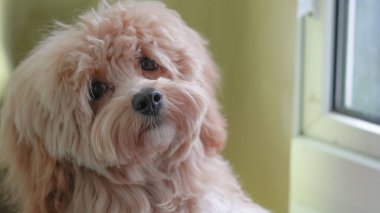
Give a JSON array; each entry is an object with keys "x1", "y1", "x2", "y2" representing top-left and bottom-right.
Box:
[{"x1": 132, "y1": 88, "x2": 163, "y2": 115}]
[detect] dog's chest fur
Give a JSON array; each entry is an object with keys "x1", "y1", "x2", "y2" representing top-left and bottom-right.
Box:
[{"x1": 62, "y1": 143, "x2": 262, "y2": 213}]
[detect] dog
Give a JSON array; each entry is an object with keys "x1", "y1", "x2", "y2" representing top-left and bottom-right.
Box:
[{"x1": 0, "y1": 1, "x2": 268, "y2": 212}]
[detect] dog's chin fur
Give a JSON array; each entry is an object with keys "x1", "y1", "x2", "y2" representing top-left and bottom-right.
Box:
[{"x1": 0, "y1": 1, "x2": 268, "y2": 212}]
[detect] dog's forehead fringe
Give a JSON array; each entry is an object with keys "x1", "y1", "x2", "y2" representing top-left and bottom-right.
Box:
[
  {"x1": 77, "y1": 1, "x2": 186, "y2": 41},
  {"x1": 58, "y1": 1, "x2": 204, "y2": 78}
]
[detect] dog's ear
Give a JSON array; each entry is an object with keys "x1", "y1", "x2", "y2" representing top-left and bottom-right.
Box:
[
  {"x1": 200, "y1": 57, "x2": 227, "y2": 156},
  {"x1": 0, "y1": 43, "x2": 77, "y2": 211},
  {"x1": 0, "y1": 88, "x2": 75, "y2": 212}
]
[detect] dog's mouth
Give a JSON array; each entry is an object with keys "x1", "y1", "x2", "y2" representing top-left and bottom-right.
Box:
[
  {"x1": 138, "y1": 115, "x2": 164, "y2": 135},
  {"x1": 136, "y1": 115, "x2": 177, "y2": 148}
]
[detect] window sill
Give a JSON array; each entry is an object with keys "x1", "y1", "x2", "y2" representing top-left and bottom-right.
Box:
[{"x1": 290, "y1": 136, "x2": 380, "y2": 213}]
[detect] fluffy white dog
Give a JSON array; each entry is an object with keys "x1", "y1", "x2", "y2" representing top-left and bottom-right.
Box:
[{"x1": 0, "y1": 1, "x2": 268, "y2": 212}]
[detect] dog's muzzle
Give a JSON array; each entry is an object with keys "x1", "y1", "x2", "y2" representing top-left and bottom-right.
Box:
[{"x1": 132, "y1": 88, "x2": 163, "y2": 116}]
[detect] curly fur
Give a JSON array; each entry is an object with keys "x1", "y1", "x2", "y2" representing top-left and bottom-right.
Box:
[{"x1": 0, "y1": 1, "x2": 268, "y2": 212}]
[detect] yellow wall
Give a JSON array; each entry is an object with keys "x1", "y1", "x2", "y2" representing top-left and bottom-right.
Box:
[
  {"x1": 4, "y1": 0, "x2": 98, "y2": 65},
  {"x1": 164, "y1": 1, "x2": 296, "y2": 212},
  {"x1": 2, "y1": 0, "x2": 296, "y2": 212},
  {"x1": 0, "y1": 0, "x2": 9, "y2": 98}
]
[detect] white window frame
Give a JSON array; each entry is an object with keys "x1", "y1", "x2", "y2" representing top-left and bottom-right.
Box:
[
  {"x1": 291, "y1": 0, "x2": 380, "y2": 212},
  {"x1": 300, "y1": 0, "x2": 380, "y2": 158}
]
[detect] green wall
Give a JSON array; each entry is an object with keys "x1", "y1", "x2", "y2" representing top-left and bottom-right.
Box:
[{"x1": 2, "y1": 1, "x2": 296, "y2": 212}]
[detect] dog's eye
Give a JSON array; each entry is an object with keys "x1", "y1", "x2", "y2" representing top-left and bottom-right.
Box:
[
  {"x1": 89, "y1": 81, "x2": 108, "y2": 101},
  {"x1": 139, "y1": 56, "x2": 158, "y2": 71}
]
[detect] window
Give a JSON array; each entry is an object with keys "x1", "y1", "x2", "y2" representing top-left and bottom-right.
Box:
[
  {"x1": 334, "y1": 0, "x2": 380, "y2": 125},
  {"x1": 299, "y1": 0, "x2": 380, "y2": 159},
  {"x1": 291, "y1": 0, "x2": 380, "y2": 212}
]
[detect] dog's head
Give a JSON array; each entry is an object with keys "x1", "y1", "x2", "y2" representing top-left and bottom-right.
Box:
[{"x1": 0, "y1": 1, "x2": 226, "y2": 171}]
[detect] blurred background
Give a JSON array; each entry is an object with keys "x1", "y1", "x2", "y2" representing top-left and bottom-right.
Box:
[{"x1": 0, "y1": 0, "x2": 296, "y2": 212}]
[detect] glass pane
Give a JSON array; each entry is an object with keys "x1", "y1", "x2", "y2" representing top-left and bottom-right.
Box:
[{"x1": 341, "y1": 0, "x2": 380, "y2": 121}]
